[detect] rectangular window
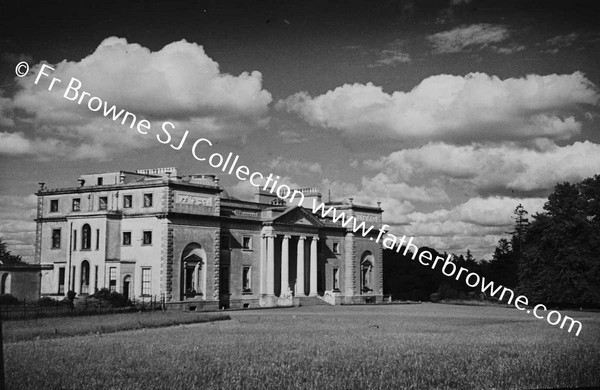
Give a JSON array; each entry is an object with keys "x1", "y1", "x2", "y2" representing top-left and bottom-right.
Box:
[
  {"x1": 142, "y1": 231, "x2": 152, "y2": 245},
  {"x1": 333, "y1": 242, "x2": 340, "y2": 254},
  {"x1": 242, "y1": 266, "x2": 251, "y2": 293},
  {"x1": 50, "y1": 199, "x2": 59, "y2": 213},
  {"x1": 123, "y1": 232, "x2": 131, "y2": 246},
  {"x1": 51, "y1": 229, "x2": 61, "y2": 249},
  {"x1": 71, "y1": 266, "x2": 76, "y2": 290},
  {"x1": 143, "y1": 193, "x2": 153, "y2": 207},
  {"x1": 141, "y1": 268, "x2": 151, "y2": 295},
  {"x1": 94, "y1": 265, "x2": 99, "y2": 292},
  {"x1": 73, "y1": 230, "x2": 77, "y2": 251},
  {"x1": 72, "y1": 198, "x2": 81, "y2": 211},
  {"x1": 242, "y1": 236, "x2": 252, "y2": 250},
  {"x1": 333, "y1": 268, "x2": 340, "y2": 291},
  {"x1": 221, "y1": 235, "x2": 230, "y2": 250},
  {"x1": 96, "y1": 229, "x2": 100, "y2": 250},
  {"x1": 109, "y1": 267, "x2": 117, "y2": 292},
  {"x1": 99, "y1": 196, "x2": 108, "y2": 210},
  {"x1": 123, "y1": 195, "x2": 132, "y2": 208},
  {"x1": 58, "y1": 267, "x2": 65, "y2": 294},
  {"x1": 97, "y1": 177, "x2": 103, "y2": 186}
]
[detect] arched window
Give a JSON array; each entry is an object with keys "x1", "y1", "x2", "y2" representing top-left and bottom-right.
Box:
[
  {"x1": 1, "y1": 273, "x2": 10, "y2": 294},
  {"x1": 181, "y1": 243, "x2": 206, "y2": 299},
  {"x1": 80, "y1": 260, "x2": 90, "y2": 294},
  {"x1": 123, "y1": 275, "x2": 131, "y2": 299},
  {"x1": 82, "y1": 224, "x2": 91, "y2": 250},
  {"x1": 360, "y1": 252, "x2": 374, "y2": 293}
]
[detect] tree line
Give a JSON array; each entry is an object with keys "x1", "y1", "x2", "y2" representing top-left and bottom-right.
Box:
[{"x1": 384, "y1": 174, "x2": 600, "y2": 309}]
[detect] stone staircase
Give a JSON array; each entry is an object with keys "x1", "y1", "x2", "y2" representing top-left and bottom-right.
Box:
[{"x1": 298, "y1": 296, "x2": 332, "y2": 306}]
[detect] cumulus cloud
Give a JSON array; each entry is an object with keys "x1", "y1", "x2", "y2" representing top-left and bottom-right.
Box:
[
  {"x1": 3, "y1": 37, "x2": 272, "y2": 160},
  {"x1": 277, "y1": 72, "x2": 598, "y2": 142},
  {"x1": 319, "y1": 174, "x2": 449, "y2": 225},
  {"x1": 401, "y1": 196, "x2": 546, "y2": 259},
  {"x1": 0, "y1": 132, "x2": 32, "y2": 155},
  {"x1": 367, "y1": 141, "x2": 600, "y2": 195},
  {"x1": 427, "y1": 24, "x2": 511, "y2": 53}
]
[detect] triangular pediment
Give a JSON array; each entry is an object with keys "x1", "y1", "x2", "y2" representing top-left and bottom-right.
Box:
[{"x1": 272, "y1": 206, "x2": 323, "y2": 227}]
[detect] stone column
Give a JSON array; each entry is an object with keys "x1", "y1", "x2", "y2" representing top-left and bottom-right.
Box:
[
  {"x1": 296, "y1": 236, "x2": 306, "y2": 296},
  {"x1": 281, "y1": 235, "x2": 290, "y2": 296},
  {"x1": 309, "y1": 237, "x2": 319, "y2": 296},
  {"x1": 260, "y1": 234, "x2": 266, "y2": 294},
  {"x1": 266, "y1": 235, "x2": 275, "y2": 295}
]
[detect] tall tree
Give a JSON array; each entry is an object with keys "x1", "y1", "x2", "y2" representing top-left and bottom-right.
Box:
[
  {"x1": 519, "y1": 176, "x2": 600, "y2": 307},
  {"x1": 0, "y1": 238, "x2": 25, "y2": 265},
  {"x1": 484, "y1": 204, "x2": 529, "y2": 289}
]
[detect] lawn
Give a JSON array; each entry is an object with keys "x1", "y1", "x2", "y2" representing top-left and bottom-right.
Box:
[
  {"x1": 5, "y1": 303, "x2": 600, "y2": 389},
  {"x1": 2, "y1": 310, "x2": 230, "y2": 342}
]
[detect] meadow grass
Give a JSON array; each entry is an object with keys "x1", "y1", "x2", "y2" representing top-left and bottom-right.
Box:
[
  {"x1": 2, "y1": 310, "x2": 230, "y2": 342},
  {"x1": 5, "y1": 303, "x2": 600, "y2": 389}
]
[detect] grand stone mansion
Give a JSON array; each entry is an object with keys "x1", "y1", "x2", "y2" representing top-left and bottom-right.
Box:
[{"x1": 33, "y1": 167, "x2": 384, "y2": 309}]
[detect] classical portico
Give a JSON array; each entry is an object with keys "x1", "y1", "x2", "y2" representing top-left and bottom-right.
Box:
[{"x1": 259, "y1": 230, "x2": 320, "y2": 305}]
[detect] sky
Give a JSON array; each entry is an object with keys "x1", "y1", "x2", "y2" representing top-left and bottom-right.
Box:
[{"x1": 1, "y1": 0, "x2": 599, "y2": 262}]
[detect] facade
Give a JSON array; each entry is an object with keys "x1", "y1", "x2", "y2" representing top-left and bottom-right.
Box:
[{"x1": 34, "y1": 167, "x2": 383, "y2": 309}]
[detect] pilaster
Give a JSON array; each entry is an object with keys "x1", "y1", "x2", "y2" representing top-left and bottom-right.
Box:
[
  {"x1": 344, "y1": 230, "x2": 356, "y2": 295},
  {"x1": 34, "y1": 194, "x2": 43, "y2": 264},
  {"x1": 213, "y1": 228, "x2": 221, "y2": 300},
  {"x1": 160, "y1": 221, "x2": 174, "y2": 300}
]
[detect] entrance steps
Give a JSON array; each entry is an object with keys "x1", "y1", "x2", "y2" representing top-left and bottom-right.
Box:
[{"x1": 298, "y1": 296, "x2": 333, "y2": 306}]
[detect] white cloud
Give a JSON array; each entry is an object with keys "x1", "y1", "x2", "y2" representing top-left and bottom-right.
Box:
[
  {"x1": 543, "y1": 32, "x2": 579, "y2": 54},
  {"x1": 277, "y1": 72, "x2": 598, "y2": 142},
  {"x1": 495, "y1": 44, "x2": 526, "y2": 54},
  {"x1": 407, "y1": 196, "x2": 546, "y2": 229},
  {"x1": 227, "y1": 175, "x2": 301, "y2": 202},
  {"x1": 319, "y1": 174, "x2": 449, "y2": 225},
  {"x1": 368, "y1": 141, "x2": 600, "y2": 195},
  {"x1": 427, "y1": 24, "x2": 510, "y2": 53},
  {"x1": 0, "y1": 132, "x2": 32, "y2": 155},
  {"x1": 3, "y1": 37, "x2": 272, "y2": 160},
  {"x1": 371, "y1": 49, "x2": 411, "y2": 67},
  {"x1": 267, "y1": 157, "x2": 322, "y2": 176},
  {"x1": 401, "y1": 196, "x2": 547, "y2": 259}
]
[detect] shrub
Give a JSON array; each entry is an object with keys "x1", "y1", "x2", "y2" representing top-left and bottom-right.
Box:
[
  {"x1": 438, "y1": 284, "x2": 460, "y2": 300},
  {"x1": 92, "y1": 288, "x2": 129, "y2": 308},
  {"x1": 430, "y1": 293, "x2": 441, "y2": 303},
  {"x1": 38, "y1": 297, "x2": 60, "y2": 306},
  {"x1": 0, "y1": 294, "x2": 19, "y2": 306},
  {"x1": 467, "y1": 292, "x2": 480, "y2": 301}
]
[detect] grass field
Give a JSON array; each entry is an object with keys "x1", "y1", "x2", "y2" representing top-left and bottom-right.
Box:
[
  {"x1": 2, "y1": 310, "x2": 230, "y2": 342},
  {"x1": 5, "y1": 303, "x2": 600, "y2": 389}
]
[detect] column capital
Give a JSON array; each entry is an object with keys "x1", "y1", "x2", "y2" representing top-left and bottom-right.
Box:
[
  {"x1": 283, "y1": 235, "x2": 292, "y2": 239},
  {"x1": 298, "y1": 235, "x2": 306, "y2": 241},
  {"x1": 311, "y1": 236, "x2": 319, "y2": 241}
]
